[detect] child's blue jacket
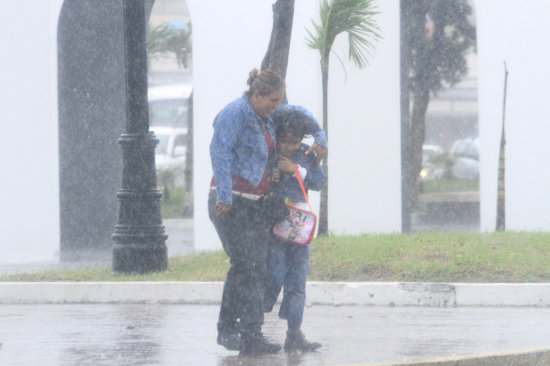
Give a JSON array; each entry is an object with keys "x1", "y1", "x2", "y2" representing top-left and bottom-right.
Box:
[{"x1": 271, "y1": 143, "x2": 326, "y2": 204}]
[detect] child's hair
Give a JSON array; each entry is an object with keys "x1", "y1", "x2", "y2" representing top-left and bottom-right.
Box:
[{"x1": 275, "y1": 110, "x2": 308, "y2": 140}]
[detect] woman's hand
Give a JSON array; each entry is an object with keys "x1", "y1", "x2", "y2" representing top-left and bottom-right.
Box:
[
  {"x1": 214, "y1": 200, "x2": 231, "y2": 218},
  {"x1": 306, "y1": 143, "x2": 327, "y2": 166}
]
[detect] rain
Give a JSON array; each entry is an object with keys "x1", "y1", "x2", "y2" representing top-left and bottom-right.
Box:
[{"x1": 2, "y1": 0, "x2": 550, "y2": 364}]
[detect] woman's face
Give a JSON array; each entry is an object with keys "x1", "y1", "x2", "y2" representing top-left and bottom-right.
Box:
[{"x1": 250, "y1": 89, "x2": 284, "y2": 118}]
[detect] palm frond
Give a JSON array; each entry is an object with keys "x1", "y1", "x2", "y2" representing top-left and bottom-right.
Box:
[
  {"x1": 147, "y1": 22, "x2": 192, "y2": 68},
  {"x1": 306, "y1": 0, "x2": 381, "y2": 68},
  {"x1": 147, "y1": 23, "x2": 174, "y2": 55}
]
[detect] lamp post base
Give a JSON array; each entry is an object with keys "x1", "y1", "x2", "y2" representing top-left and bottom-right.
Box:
[
  {"x1": 112, "y1": 133, "x2": 168, "y2": 273},
  {"x1": 112, "y1": 242, "x2": 167, "y2": 273}
]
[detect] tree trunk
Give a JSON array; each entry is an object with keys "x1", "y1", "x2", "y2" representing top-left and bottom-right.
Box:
[
  {"x1": 183, "y1": 92, "x2": 194, "y2": 217},
  {"x1": 496, "y1": 129, "x2": 505, "y2": 230},
  {"x1": 407, "y1": 3, "x2": 443, "y2": 207},
  {"x1": 261, "y1": 0, "x2": 294, "y2": 77},
  {"x1": 400, "y1": 0, "x2": 412, "y2": 232},
  {"x1": 410, "y1": 86, "x2": 430, "y2": 205},
  {"x1": 261, "y1": 0, "x2": 294, "y2": 104},
  {"x1": 318, "y1": 58, "x2": 329, "y2": 236},
  {"x1": 496, "y1": 64, "x2": 508, "y2": 231}
]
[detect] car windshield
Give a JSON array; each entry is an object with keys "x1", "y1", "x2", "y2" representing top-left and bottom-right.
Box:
[{"x1": 149, "y1": 99, "x2": 188, "y2": 128}]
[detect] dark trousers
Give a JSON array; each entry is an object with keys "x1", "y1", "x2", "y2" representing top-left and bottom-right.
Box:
[{"x1": 208, "y1": 190, "x2": 271, "y2": 334}]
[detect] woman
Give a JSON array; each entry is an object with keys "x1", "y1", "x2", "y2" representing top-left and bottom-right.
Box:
[{"x1": 209, "y1": 68, "x2": 326, "y2": 355}]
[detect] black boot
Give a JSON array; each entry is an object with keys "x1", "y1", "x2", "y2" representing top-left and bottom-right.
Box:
[
  {"x1": 284, "y1": 329, "x2": 322, "y2": 352},
  {"x1": 239, "y1": 329, "x2": 281, "y2": 356},
  {"x1": 217, "y1": 323, "x2": 240, "y2": 351}
]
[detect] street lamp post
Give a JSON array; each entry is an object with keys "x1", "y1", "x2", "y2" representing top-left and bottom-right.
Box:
[{"x1": 112, "y1": 0, "x2": 167, "y2": 273}]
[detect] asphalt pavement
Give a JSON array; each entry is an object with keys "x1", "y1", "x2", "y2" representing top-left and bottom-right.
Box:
[{"x1": 1, "y1": 303, "x2": 550, "y2": 366}]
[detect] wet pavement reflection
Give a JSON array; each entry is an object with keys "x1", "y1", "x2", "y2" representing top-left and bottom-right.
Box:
[{"x1": 1, "y1": 304, "x2": 550, "y2": 365}]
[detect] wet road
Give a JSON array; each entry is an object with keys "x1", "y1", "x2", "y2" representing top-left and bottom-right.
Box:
[{"x1": 1, "y1": 304, "x2": 550, "y2": 366}]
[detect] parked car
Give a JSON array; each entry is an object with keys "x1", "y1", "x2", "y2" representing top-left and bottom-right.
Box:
[
  {"x1": 148, "y1": 83, "x2": 192, "y2": 128},
  {"x1": 449, "y1": 138, "x2": 479, "y2": 179},
  {"x1": 420, "y1": 144, "x2": 446, "y2": 180},
  {"x1": 450, "y1": 138, "x2": 479, "y2": 160},
  {"x1": 152, "y1": 126, "x2": 187, "y2": 172},
  {"x1": 420, "y1": 139, "x2": 480, "y2": 181},
  {"x1": 148, "y1": 83, "x2": 192, "y2": 188}
]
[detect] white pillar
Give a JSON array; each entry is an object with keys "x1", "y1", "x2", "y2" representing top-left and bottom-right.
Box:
[{"x1": 0, "y1": 1, "x2": 63, "y2": 263}]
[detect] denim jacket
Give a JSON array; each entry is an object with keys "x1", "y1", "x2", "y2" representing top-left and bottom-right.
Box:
[{"x1": 210, "y1": 93, "x2": 327, "y2": 205}]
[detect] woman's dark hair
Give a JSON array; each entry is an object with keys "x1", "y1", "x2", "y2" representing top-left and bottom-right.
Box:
[
  {"x1": 246, "y1": 68, "x2": 285, "y2": 97},
  {"x1": 275, "y1": 109, "x2": 308, "y2": 140}
]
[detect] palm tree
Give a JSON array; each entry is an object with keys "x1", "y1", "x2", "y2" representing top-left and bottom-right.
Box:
[
  {"x1": 306, "y1": 0, "x2": 380, "y2": 235},
  {"x1": 496, "y1": 63, "x2": 508, "y2": 231},
  {"x1": 146, "y1": 22, "x2": 192, "y2": 69}
]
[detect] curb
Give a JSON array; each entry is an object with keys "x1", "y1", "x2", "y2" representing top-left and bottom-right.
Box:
[
  {"x1": 338, "y1": 346, "x2": 550, "y2": 366},
  {"x1": 2, "y1": 281, "x2": 550, "y2": 305},
  {"x1": 308, "y1": 282, "x2": 550, "y2": 307}
]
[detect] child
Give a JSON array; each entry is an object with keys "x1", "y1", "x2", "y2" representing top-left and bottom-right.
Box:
[{"x1": 264, "y1": 109, "x2": 325, "y2": 352}]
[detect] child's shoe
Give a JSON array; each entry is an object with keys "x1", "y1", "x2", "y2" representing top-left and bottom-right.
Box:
[{"x1": 284, "y1": 329, "x2": 322, "y2": 352}]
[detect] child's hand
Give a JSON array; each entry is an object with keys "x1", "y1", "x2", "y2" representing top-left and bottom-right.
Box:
[
  {"x1": 272, "y1": 167, "x2": 280, "y2": 183},
  {"x1": 277, "y1": 156, "x2": 295, "y2": 174}
]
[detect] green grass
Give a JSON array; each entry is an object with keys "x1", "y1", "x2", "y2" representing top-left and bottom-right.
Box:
[
  {"x1": 161, "y1": 186, "x2": 185, "y2": 219},
  {"x1": 3, "y1": 232, "x2": 550, "y2": 283},
  {"x1": 309, "y1": 232, "x2": 550, "y2": 282},
  {"x1": 422, "y1": 178, "x2": 479, "y2": 193}
]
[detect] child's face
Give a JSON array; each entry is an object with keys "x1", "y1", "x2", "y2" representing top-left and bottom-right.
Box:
[{"x1": 277, "y1": 131, "x2": 302, "y2": 158}]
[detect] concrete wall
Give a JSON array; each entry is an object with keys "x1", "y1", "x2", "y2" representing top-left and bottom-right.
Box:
[
  {"x1": 327, "y1": 1, "x2": 401, "y2": 234},
  {"x1": 476, "y1": 0, "x2": 550, "y2": 231},
  {"x1": 57, "y1": 1, "x2": 126, "y2": 258},
  {"x1": 0, "y1": 0, "x2": 63, "y2": 263},
  {"x1": 188, "y1": 0, "x2": 401, "y2": 250}
]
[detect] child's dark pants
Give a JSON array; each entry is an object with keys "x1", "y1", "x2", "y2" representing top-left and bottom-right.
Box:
[{"x1": 263, "y1": 238, "x2": 310, "y2": 328}]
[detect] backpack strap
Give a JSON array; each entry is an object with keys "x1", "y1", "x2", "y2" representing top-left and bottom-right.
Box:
[{"x1": 293, "y1": 164, "x2": 313, "y2": 213}]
